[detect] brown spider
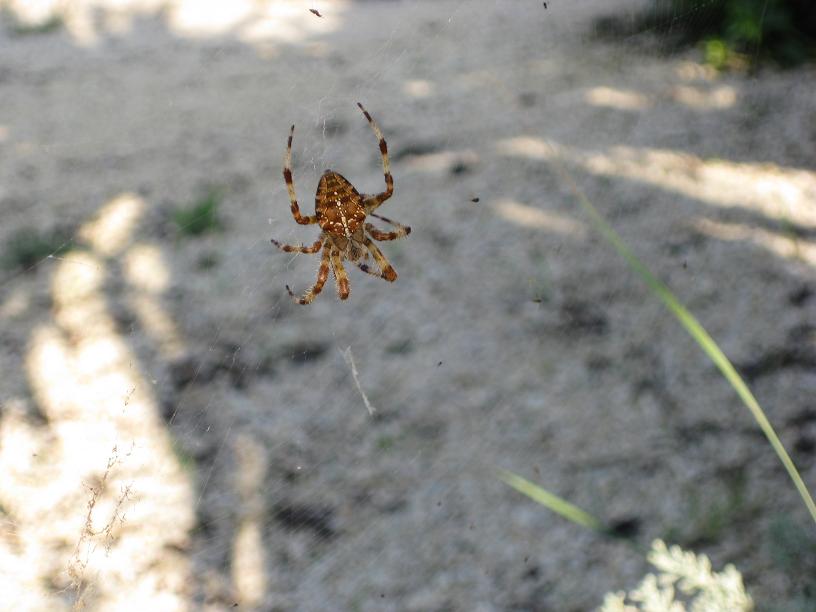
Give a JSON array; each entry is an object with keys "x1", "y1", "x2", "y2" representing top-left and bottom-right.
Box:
[{"x1": 271, "y1": 102, "x2": 410, "y2": 305}]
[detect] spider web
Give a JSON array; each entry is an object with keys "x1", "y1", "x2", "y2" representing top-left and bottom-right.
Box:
[{"x1": 1, "y1": 0, "x2": 815, "y2": 610}]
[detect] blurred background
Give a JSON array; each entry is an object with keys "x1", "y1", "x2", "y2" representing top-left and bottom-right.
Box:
[{"x1": 0, "y1": 0, "x2": 814, "y2": 610}]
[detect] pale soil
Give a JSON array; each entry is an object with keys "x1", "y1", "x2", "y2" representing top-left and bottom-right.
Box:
[{"x1": 0, "y1": 1, "x2": 815, "y2": 610}]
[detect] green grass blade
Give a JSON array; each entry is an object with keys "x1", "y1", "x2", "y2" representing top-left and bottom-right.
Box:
[
  {"x1": 498, "y1": 469, "x2": 604, "y2": 532},
  {"x1": 550, "y1": 154, "x2": 816, "y2": 526}
]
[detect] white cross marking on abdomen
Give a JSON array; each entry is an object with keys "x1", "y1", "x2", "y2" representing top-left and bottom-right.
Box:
[{"x1": 336, "y1": 199, "x2": 351, "y2": 237}]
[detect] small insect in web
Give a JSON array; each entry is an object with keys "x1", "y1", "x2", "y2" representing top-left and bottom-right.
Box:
[
  {"x1": 309, "y1": 8, "x2": 322, "y2": 18},
  {"x1": 271, "y1": 103, "x2": 410, "y2": 304}
]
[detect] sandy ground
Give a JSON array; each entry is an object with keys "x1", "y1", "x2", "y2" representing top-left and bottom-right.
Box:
[{"x1": 0, "y1": 0, "x2": 815, "y2": 610}]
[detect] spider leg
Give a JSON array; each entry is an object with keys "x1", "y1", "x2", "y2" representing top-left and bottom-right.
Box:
[
  {"x1": 329, "y1": 247, "x2": 350, "y2": 300},
  {"x1": 283, "y1": 125, "x2": 318, "y2": 225},
  {"x1": 370, "y1": 213, "x2": 403, "y2": 227},
  {"x1": 286, "y1": 245, "x2": 330, "y2": 305},
  {"x1": 356, "y1": 102, "x2": 393, "y2": 213},
  {"x1": 271, "y1": 237, "x2": 323, "y2": 253},
  {"x1": 358, "y1": 236, "x2": 397, "y2": 282},
  {"x1": 365, "y1": 215, "x2": 410, "y2": 241},
  {"x1": 355, "y1": 260, "x2": 391, "y2": 280}
]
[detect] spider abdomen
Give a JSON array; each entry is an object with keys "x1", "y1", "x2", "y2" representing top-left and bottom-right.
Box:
[{"x1": 316, "y1": 171, "x2": 366, "y2": 237}]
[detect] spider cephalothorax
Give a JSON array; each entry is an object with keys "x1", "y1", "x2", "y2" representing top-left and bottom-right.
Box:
[{"x1": 271, "y1": 103, "x2": 410, "y2": 304}]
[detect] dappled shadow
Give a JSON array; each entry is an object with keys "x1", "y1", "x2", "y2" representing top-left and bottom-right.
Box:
[
  {"x1": 1, "y1": 1, "x2": 815, "y2": 610},
  {"x1": 1, "y1": 193, "x2": 194, "y2": 609},
  {"x1": 0, "y1": 2, "x2": 346, "y2": 608}
]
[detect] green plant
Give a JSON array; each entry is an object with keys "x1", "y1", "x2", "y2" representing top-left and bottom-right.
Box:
[
  {"x1": 499, "y1": 470, "x2": 605, "y2": 532},
  {"x1": 173, "y1": 188, "x2": 224, "y2": 237},
  {"x1": 767, "y1": 516, "x2": 816, "y2": 609},
  {"x1": 1, "y1": 7, "x2": 64, "y2": 36},
  {"x1": 2, "y1": 227, "x2": 72, "y2": 271},
  {"x1": 769, "y1": 516, "x2": 816, "y2": 573},
  {"x1": 376, "y1": 435, "x2": 396, "y2": 452},
  {"x1": 498, "y1": 146, "x2": 814, "y2": 608},
  {"x1": 694, "y1": 0, "x2": 814, "y2": 69},
  {"x1": 548, "y1": 153, "x2": 816, "y2": 526},
  {"x1": 497, "y1": 475, "x2": 754, "y2": 610},
  {"x1": 669, "y1": 473, "x2": 754, "y2": 546},
  {"x1": 196, "y1": 251, "x2": 220, "y2": 270},
  {"x1": 719, "y1": 0, "x2": 814, "y2": 67},
  {"x1": 169, "y1": 438, "x2": 196, "y2": 474},
  {"x1": 598, "y1": 0, "x2": 816, "y2": 69}
]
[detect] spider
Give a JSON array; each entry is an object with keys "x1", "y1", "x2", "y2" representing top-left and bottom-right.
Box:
[{"x1": 271, "y1": 102, "x2": 410, "y2": 305}]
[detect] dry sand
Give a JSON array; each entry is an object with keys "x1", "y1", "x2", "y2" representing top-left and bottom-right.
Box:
[{"x1": 0, "y1": 0, "x2": 815, "y2": 610}]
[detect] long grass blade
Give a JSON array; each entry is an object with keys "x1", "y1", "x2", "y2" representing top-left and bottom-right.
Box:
[
  {"x1": 549, "y1": 151, "x2": 816, "y2": 526},
  {"x1": 498, "y1": 469, "x2": 604, "y2": 531}
]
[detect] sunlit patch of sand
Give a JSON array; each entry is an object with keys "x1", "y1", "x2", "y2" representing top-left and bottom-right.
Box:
[
  {"x1": 0, "y1": 194, "x2": 194, "y2": 609},
  {"x1": 669, "y1": 84, "x2": 737, "y2": 110},
  {"x1": 695, "y1": 218, "x2": 816, "y2": 266},
  {"x1": 231, "y1": 433, "x2": 269, "y2": 608},
  {"x1": 585, "y1": 86, "x2": 650, "y2": 111},
  {"x1": 2, "y1": 0, "x2": 349, "y2": 47},
  {"x1": 675, "y1": 60, "x2": 719, "y2": 82},
  {"x1": 579, "y1": 147, "x2": 816, "y2": 230},
  {"x1": 78, "y1": 192, "x2": 145, "y2": 257},
  {"x1": 402, "y1": 150, "x2": 479, "y2": 174},
  {"x1": 124, "y1": 244, "x2": 186, "y2": 360},
  {"x1": 496, "y1": 136, "x2": 554, "y2": 161},
  {"x1": 0, "y1": 287, "x2": 30, "y2": 318},
  {"x1": 493, "y1": 199, "x2": 586, "y2": 236},
  {"x1": 403, "y1": 79, "x2": 435, "y2": 99},
  {"x1": 496, "y1": 136, "x2": 816, "y2": 235}
]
